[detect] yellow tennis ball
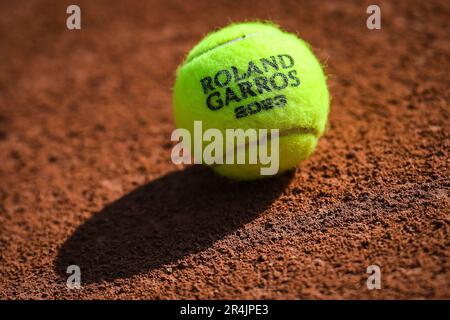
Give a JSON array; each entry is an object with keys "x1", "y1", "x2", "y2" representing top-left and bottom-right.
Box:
[{"x1": 173, "y1": 21, "x2": 330, "y2": 180}]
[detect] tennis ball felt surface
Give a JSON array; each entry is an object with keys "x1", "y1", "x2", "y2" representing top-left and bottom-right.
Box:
[{"x1": 173, "y1": 22, "x2": 330, "y2": 180}]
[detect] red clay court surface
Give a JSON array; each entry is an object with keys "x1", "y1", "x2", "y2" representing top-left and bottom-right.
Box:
[{"x1": 0, "y1": 0, "x2": 448, "y2": 299}]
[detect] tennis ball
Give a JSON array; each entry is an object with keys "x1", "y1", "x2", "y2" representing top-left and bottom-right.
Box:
[{"x1": 173, "y1": 21, "x2": 330, "y2": 180}]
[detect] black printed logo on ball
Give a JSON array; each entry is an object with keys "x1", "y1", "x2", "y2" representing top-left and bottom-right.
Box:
[{"x1": 199, "y1": 54, "x2": 301, "y2": 119}]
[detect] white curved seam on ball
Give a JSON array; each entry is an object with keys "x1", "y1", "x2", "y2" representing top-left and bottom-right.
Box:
[
  {"x1": 209, "y1": 126, "x2": 318, "y2": 167},
  {"x1": 185, "y1": 31, "x2": 280, "y2": 65}
]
